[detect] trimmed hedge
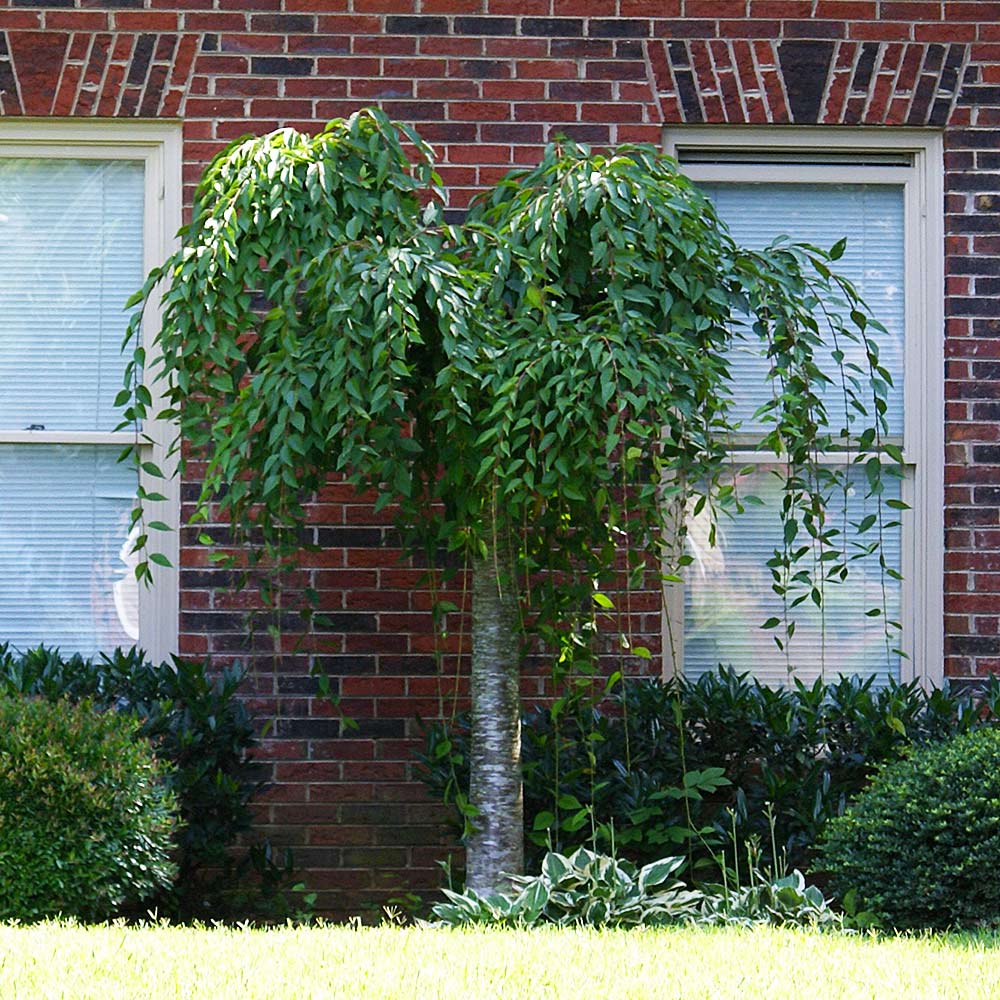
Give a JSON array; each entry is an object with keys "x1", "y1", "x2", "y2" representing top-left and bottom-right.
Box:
[
  {"x1": 0, "y1": 696, "x2": 177, "y2": 921},
  {"x1": 0, "y1": 644, "x2": 263, "y2": 920},
  {"x1": 820, "y1": 727, "x2": 1000, "y2": 929},
  {"x1": 420, "y1": 668, "x2": 999, "y2": 874}
]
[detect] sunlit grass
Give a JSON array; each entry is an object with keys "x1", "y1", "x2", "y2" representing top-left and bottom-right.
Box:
[{"x1": 3, "y1": 922, "x2": 1000, "y2": 999}]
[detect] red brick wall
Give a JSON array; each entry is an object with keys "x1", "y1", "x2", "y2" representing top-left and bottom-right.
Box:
[{"x1": 0, "y1": 0, "x2": 995, "y2": 914}]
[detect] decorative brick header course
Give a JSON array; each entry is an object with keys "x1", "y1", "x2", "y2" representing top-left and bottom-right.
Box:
[
  {"x1": 0, "y1": 27, "x2": 199, "y2": 116},
  {"x1": 651, "y1": 37, "x2": 969, "y2": 125}
]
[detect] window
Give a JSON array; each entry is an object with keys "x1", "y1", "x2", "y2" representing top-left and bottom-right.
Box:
[
  {"x1": 664, "y1": 128, "x2": 944, "y2": 687},
  {"x1": 0, "y1": 123, "x2": 181, "y2": 663}
]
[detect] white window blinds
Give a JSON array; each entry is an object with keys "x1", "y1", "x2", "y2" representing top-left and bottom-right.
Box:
[
  {"x1": 0, "y1": 158, "x2": 144, "y2": 431},
  {"x1": 703, "y1": 182, "x2": 905, "y2": 437},
  {"x1": 684, "y1": 466, "x2": 902, "y2": 687},
  {"x1": 0, "y1": 446, "x2": 136, "y2": 651},
  {"x1": 682, "y1": 181, "x2": 906, "y2": 686},
  {"x1": 0, "y1": 157, "x2": 143, "y2": 656}
]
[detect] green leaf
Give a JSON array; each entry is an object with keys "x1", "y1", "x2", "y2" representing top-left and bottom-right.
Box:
[
  {"x1": 638, "y1": 856, "x2": 684, "y2": 891},
  {"x1": 533, "y1": 811, "x2": 557, "y2": 832}
]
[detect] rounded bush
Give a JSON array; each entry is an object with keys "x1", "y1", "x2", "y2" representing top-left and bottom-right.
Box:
[
  {"x1": 0, "y1": 696, "x2": 178, "y2": 921},
  {"x1": 819, "y1": 727, "x2": 1000, "y2": 929}
]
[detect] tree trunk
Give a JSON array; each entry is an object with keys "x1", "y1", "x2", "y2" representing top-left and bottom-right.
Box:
[{"x1": 465, "y1": 537, "x2": 523, "y2": 895}]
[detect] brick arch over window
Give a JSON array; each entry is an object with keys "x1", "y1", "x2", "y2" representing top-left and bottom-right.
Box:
[
  {"x1": 648, "y1": 38, "x2": 970, "y2": 127},
  {"x1": 0, "y1": 29, "x2": 200, "y2": 117}
]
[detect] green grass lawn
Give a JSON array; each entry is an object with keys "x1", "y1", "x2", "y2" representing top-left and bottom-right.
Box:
[{"x1": 3, "y1": 923, "x2": 1000, "y2": 999}]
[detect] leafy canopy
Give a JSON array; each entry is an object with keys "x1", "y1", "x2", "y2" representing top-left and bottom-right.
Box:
[{"x1": 122, "y1": 109, "x2": 896, "y2": 654}]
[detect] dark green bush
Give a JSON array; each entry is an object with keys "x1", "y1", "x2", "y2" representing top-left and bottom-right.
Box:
[
  {"x1": 820, "y1": 727, "x2": 1000, "y2": 929},
  {"x1": 0, "y1": 644, "x2": 262, "y2": 919},
  {"x1": 0, "y1": 695, "x2": 177, "y2": 921},
  {"x1": 420, "y1": 668, "x2": 999, "y2": 875}
]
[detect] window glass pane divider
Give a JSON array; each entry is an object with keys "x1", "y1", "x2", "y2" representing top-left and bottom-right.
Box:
[
  {"x1": 0, "y1": 431, "x2": 137, "y2": 446},
  {"x1": 725, "y1": 443, "x2": 907, "y2": 466},
  {"x1": 679, "y1": 164, "x2": 912, "y2": 186}
]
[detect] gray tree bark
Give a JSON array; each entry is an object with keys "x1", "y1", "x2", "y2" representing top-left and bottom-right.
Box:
[{"x1": 465, "y1": 537, "x2": 524, "y2": 895}]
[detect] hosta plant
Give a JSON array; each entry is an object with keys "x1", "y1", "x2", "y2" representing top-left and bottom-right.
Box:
[
  {"x1": 429, "y1": 848, "x2": 699, "y2": 928},
  {"x1": 697, "y1": 869, "x2": 844, "y2": 929}
]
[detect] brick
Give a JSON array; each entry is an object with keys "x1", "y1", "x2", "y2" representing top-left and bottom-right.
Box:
[
  {"x1": 0, "y1": 12, "x2": 42, "y2": 29},
  {"x1": 251, "y1": 56, "x2": 314, "y2": 75},
  {"x1": 483, "y1": 79, "x2": 543, "y2": 98},
  {"x1": 515, "y1": 100, "x2": 578, "y2": 120},
  {"x1": 250, "y1": 13, "x2": 316, "y2": 31},
  {"x1": 351, "y1": 0, "x2": 410, "y2": 9},
  {"x1": 116, "y1": 11, "x2": 179, "y2": 30},
  {"x1": 453, "y1": 16, "x2": 517, "y2": 35},
  {"x1": 418, "y1": 77, "x2": 480, "y2": 98},
  {"x1": 449, "y1": 58, "x2": 510, "y2": 78},
  {"x1": 784, "y1": 19, "x2": 845, "y2": 39},
  {"x1": 111, "y1": 34, "x2": 138, "y2": 62},
  {"x1": 587, "y1": 18, "x2": 651, "y2": 38},
  {"x1": 549, "y1": 80, "x2": 613, "y2": 100},
  {"x1": 750, "y1": 0, "x2": 814, "y2": 13},
  {"x1": 52, "y1": 62, "x2": 82, "y2": 115},
  {"x1": 45, "y1": 12, "x2": 108, "y2": 29},
  {"x1": 520, "y1": 17, "x2": 584, "y2": 36},
  {"x1": 126, "y1": 32, "x2": 155, "y2": 85},
  {"x1": 385, "y1": 15, "x2": 450, "y2": 34},
  {"x1": 184, "y1": 12, "x2": 247, "y2": 31},
  {"x1": 7, "y1": 30, "x2": 68, "y2": 115},
  {"x1": 551, "y1": 38, "x2": 613, "y2": 57},
  {"x1": 355, "y1": 77, "x2": 422, "y2": 98},
  {"x1": 220, "y1": 33, "x2": 285, "y2": 53},
  {"x1": 586, "y1": 59, "x2": 648, "y2": 81},
  {"x1": 622, "y1": 0, "x2": 681, "y2": 11},
  {"x1": 516, "y1": 59, "x2": 578, "y2": 79}
]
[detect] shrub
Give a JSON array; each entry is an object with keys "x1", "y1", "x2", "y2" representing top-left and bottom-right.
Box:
[
  {"x1": 420, "y1": 668, "x2": 999, "y2": 875},
  {"x1": 0, "y1": 696, "x2": 177, "y2": 921},
  {"x1": 0, "y1": 644, "x2": 262, "y2": 919},
  {"x1": 819, "y1": 727, "x2": 1000, "y2": 929}
]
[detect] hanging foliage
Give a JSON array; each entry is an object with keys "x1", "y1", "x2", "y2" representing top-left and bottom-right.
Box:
[{"x1": 120, "y1": 109, "x2": 898, "y2": 893}]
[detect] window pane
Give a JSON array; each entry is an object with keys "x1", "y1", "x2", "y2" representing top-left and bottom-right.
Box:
[
  {"x1": 701, "y1": 183, "x2": 905, "y2": 437},
  {"x1": 0, "y1": 445, "x2": 137, "y2": 656},
  {"x1": 683, "y1": 466, "x2": 901, "y2": 686},
  {"x1": 0, "y1": 158, "x2": 144, "y2": 432}
]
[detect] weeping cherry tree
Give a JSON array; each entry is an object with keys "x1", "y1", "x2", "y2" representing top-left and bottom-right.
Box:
[{"x1": 122, "y1": 110, "x2": 895, "y2": 895}]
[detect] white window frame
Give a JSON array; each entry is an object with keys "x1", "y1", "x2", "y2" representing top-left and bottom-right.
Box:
[
  {"x1": 0, "y1": 121, "x2": 182, "y2": 663},
  {"x1": 663, "y1": 127, "x2": 944, "y2": 687}
]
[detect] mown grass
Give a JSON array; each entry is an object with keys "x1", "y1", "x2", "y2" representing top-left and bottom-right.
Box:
[{"x1": 3, "y1": 923, "x2": 1000, "y2": 999}]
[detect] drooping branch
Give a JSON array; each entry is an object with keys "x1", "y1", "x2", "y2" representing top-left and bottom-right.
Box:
[{"x1": 121, "y1": 113, "x2": 898, "y2": 893}]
